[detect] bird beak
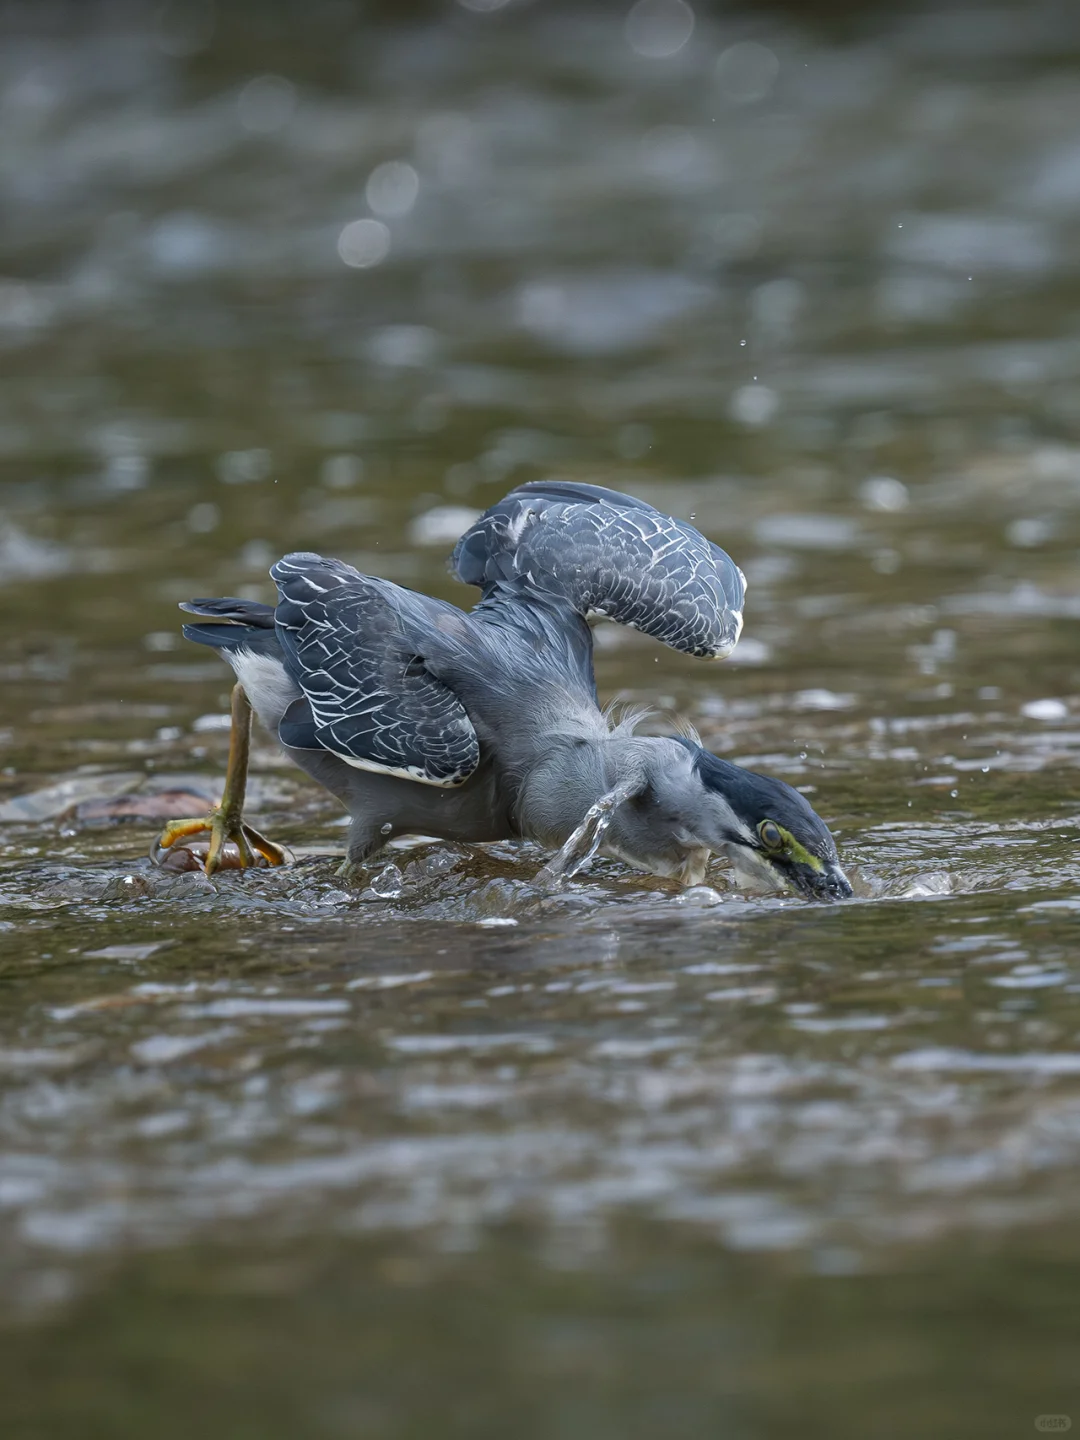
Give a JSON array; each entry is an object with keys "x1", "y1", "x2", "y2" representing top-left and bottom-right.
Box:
[
  {"x1": 727, "y1": 846, "x2": 852, "y2": 903},
  {"x1": 794, "y1": 860, "x2": 853, "y2": 903}
]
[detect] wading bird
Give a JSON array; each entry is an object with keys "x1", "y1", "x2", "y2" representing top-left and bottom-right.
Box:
[{"x1": 154, "y1": 481, "x2": 851, "y2": 901}]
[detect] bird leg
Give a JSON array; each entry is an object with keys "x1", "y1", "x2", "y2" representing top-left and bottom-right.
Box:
[
  {"x1": 534, "y1": 777, "x2": 642, "y2": 890},
  {"x1": 152, "y1": 683, "x2": 287, "y2": 874}
]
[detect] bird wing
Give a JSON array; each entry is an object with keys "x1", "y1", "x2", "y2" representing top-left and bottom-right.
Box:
[
  {"x1": 270, "y1": 554, "x2": 480, "y2": 787},
  {"x1": 450, "y1": 480, "x2": 745, "y2": 660}
]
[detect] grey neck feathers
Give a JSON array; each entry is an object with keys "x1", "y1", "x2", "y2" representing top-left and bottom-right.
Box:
[{"x1": 513, "y1": 730, "x2": 661, "y2": 848}]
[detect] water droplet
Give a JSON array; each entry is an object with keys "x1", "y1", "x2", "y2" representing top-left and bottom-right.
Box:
[
  {"x1": 368, "y1": 864, "x2": 403, "y2": 899},
  {"x1": 859, "y1": 475, "x2": 909, "y2": 512},
  {"x1": 625, "y1": 0, "x2": 695, "y2": 60},
  {"x1": 380, "y1": 822, "x2": 393, "y2": 835},
  {"x1": 950, "y1": 789, "x2": 959, "y2": 798},
  {"x1": 729, "y1": 384, "x2": 778, "y2": 427},
  {"x1": 338, "y1": 219, "x2": 391, "y2": 269},
  {"x1": 365, "y1": 161, "x2": 420, "y2": 219}
]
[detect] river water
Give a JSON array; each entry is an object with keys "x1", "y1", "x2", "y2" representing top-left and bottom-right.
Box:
[{"x1": 2, "y1": 2, "x2": 1080, "y2": 1435}]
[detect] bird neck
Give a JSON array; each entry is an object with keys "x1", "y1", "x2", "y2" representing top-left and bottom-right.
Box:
[
  {"x1": 426, "y1": 594, "x2": 602, "y2": 772},
  {"x1": 512, "y1": 730, "x2": 655, "y2": 848},
  {"x1": 470, "y1": 589, "x2": 597, "y2": 689}
]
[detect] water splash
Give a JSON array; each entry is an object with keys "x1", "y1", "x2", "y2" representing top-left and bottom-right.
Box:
[{"x1": 534, "y1": 778, "x2": 641, "y2": 890}]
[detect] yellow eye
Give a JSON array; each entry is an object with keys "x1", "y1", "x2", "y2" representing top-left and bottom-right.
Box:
[{"x1": 759, "y1": 820, "x2": 784, "y2": 850}]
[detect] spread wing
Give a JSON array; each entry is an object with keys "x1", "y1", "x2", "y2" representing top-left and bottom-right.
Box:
[
  {"x1": 450, "y1": 480, "x2": 745, "y2": 660},
  {"x1": 270, "y1": 554, "x2": 479, "y2": 787}
]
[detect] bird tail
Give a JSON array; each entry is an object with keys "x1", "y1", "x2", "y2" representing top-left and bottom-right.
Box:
[{"x1": 179, "y1": 597, "x2": 280, "y2": 653}]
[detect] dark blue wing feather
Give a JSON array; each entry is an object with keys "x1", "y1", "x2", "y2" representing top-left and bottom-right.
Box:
[
  {"x1": 179, "y1": 596, "x2": 280, "y2": 655},
  {"x1": 179, "y1": 597, "x2": 276, "y2": 627},
  {"x1": 449, "y1": 481, "x2": 745, "y2": 660},
  {"x1": 270, "y1": 554, "x2": 479, "y2": 787}
]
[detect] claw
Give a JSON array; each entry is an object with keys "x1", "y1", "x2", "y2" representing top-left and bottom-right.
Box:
[
  {"x1": 151, "y1": 814, "x2": 287, "y2": 873},
  {"x1": 243, "y1": 823, "x2": 288, "y2": 869},
  {"x1": 151, "y1": 684, "x2": 289, "y2": 875}
]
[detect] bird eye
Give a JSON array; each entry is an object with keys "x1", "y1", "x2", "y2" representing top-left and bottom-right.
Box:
[{"x1": 759, "y1": 820, "x2": 784, "y2": 850}]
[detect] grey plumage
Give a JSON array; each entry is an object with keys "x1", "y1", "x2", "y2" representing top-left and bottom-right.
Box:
[
  {"x1": 270, "y1": 555, "x2": 479, "y2": 786},
  {"x1": 178, "y1": 480, "x2": 850, "y2": 900},
  {"x1": 451, "y1": 480, "x2": 745, "y2": 659}
]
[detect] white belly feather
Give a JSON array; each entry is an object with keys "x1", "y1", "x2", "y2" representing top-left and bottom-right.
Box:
[{"x1": 228, "y1": 649, "x2": 301, "y2": 731}]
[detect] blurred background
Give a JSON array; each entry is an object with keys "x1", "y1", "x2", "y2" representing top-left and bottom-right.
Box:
[{"x1": 4, "y1": 1, "x2": 1080, "y2": 1436}]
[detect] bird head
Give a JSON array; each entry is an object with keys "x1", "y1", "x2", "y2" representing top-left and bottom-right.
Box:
[{"x1": 663, "y1": 741, "x2": 852, "y2": 901}]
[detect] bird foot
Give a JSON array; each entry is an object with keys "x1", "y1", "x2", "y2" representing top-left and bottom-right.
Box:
[
  {"x1": 151, "y1": 683, "x2": 287, "y2": 875},
  {"x1": 151, "y1": 810, "x2": 288, "y2": 875}
]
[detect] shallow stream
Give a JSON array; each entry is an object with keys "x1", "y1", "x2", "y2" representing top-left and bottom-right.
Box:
[{"x1": 3, "y1": 3, "x2": 1080, "y2": 1434}]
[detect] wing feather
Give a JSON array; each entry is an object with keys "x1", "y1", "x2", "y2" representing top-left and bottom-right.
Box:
[
  {"x1": 450, "y1": 481, "x2": 745, "y2": 660},
  {"x1": 271, "y1": 554, "x2": 479, "y2": 787}
]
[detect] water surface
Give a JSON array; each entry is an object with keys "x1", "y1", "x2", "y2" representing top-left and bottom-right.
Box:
[{"x1": 2, "y1": 2, "x2": 1080, "y2": 1434}]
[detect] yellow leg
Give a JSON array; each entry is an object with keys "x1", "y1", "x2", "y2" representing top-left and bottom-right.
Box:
[{"x1": 152, "y1": 683, "x2": 288, "y2": 874}]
